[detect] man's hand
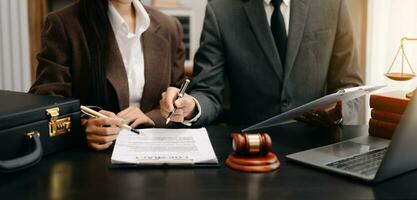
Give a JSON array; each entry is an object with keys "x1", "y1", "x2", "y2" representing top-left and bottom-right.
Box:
[
  {"x1": 83, "y1": 110, "x2": 122, "y2": 151},
  {"x1": 160, "y1": 87, "x2": 197, "y2": 123},
  {"x1": 117, "y1": 107, "x2": 155, "y2": 128},
  {"x1": 296, "y1": 101, "x2": 343, "y2": 127}
]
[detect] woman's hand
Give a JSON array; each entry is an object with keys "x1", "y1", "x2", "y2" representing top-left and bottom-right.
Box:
[
  {"x1": 117, "y1": 106, "x2": 155, "y2": 128},
  {"x1": 83, "y1": 110, "x2": 122, "y2": 151}
]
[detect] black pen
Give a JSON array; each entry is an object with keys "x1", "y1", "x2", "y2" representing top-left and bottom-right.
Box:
[
  {"x1": 80, "y1": 106, "x2": 140, "y2": 134},
  {"x1": 166, "y1": 79, "x2": 191, "y2": 124}
]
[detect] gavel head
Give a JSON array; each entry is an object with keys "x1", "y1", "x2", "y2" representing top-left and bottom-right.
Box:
[{"x1": 231, "y1": 133, "x2": 272, "y2": 155}]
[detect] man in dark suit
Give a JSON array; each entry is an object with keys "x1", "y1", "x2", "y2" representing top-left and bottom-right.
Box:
[{"x1": 160, "y1": 0, "x2": 363, "y2": 127}]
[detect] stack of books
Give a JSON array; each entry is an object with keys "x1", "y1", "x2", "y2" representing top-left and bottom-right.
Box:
[{"x1": 369, "y1": 91, "x2": 410, "y2": 139}]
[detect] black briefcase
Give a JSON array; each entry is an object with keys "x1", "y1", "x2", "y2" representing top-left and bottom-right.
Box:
[{"x1": 0, "y1": 90, "x2": 83, "y2": 172}]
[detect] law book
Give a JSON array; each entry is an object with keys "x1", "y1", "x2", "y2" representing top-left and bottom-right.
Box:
[
  {"x1": 370, "y1": 91, "x2": 410, "y2": 114},
  {"x1": 368, "y1": 118, "x2": 398, "y2": 139},
  {"x1": 371, "y1": 109, "x2": 403, "y2": 123}
]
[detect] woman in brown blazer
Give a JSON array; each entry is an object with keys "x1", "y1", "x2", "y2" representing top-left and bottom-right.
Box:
[{"x1": 30, "y1": 0, "x2": 185, "y2": 150}]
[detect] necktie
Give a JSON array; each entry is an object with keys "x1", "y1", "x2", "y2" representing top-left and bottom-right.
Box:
[{"x1": 271, "y1": 0, "x2": 287, "y2": 67}]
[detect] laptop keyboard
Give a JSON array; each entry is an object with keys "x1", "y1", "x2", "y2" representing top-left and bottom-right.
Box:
[{"x1": 326, "y1": 147, "x2": 388, "y2": 177}]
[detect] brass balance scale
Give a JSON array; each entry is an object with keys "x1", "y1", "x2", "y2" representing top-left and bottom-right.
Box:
[{"x1": 385, "y1": 37, "x2": 417, "y2": 98}]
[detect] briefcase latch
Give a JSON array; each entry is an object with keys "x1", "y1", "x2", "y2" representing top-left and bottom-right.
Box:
[{"x1": 46, "y1": 107, "x2": 71, "y2": 137}]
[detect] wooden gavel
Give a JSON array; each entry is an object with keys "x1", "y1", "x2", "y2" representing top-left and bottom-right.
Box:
[
  {"x1": 231, "y1": 133, "x2": 272, "y2": 155},
  {"x1": 227, "y1": 133, "x2": 279, "y2": 172}
]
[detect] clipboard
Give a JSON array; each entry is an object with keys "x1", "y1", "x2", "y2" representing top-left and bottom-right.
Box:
[{"x1": 242, "y1": 85, "x2": 386, "y2": 132}]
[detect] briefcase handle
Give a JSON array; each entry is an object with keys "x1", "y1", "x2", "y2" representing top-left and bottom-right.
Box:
[{"x1": 0, "y1": 131, "x2": 43, "y2": 172}]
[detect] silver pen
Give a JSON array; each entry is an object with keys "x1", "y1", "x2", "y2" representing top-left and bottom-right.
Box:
[
  {"x1": 165, "y1": 79, "x2": 191, "y2": 124},
  {"x1": 80, "y1": 106, "x2": 140, "y2": 134}
]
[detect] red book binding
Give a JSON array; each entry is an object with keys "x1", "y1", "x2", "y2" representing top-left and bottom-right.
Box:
[
  {"x1": 371, "y1": 109, "x2": 403, "y2": 123},
  {"x1": 368, "y1": 119, "x2": 398, "y2": 139},
  {"x1": 370, "y1": 91, "x2": 410, "y2": 114}
]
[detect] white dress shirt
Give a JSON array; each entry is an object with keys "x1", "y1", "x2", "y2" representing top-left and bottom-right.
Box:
[
  {"x1": 108, "y1": 0, "x2": 150, "y2": 108},
  {"x1": 264, "y1": 0, "x2": 291, "y2": 35},
  {"x1": 188, "y1": 0, "x2": 291, "y2": 125}
]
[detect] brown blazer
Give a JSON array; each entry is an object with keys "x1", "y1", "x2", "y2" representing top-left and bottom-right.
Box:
[{"x1": 29, "y1": 2, "x2": 185, "y2": 127}]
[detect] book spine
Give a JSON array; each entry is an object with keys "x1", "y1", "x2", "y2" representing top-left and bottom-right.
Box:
[
  {"x1": 370, "y1": 95, "x2": 409, "y2": 114},
  {"x1": 371, "y1": 109, "x2": 402, "y2": 123},
  {"x1": 368, "y1": 119, "x2": 398, "y2": 139}
]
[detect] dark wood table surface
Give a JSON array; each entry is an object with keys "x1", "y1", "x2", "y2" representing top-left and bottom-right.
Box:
[{"x1": 1, "y1": 123, "x2": 417, "y2": 200}]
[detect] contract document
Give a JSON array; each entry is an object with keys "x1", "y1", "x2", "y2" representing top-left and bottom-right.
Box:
[
  {"x1": 243, "y1": 85, "x2": 386, "y2": 132},
  {"x1": 111, "y1": 128, "x2": 219, "y2": 167}
]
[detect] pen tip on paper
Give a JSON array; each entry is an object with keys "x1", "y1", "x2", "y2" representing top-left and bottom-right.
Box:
[
  {"x1": 165, "y1": 118, "x2": 171, "y2": 125},
  {"x1": 131, "y1": 128, "x2": 140, "y2": 134}
]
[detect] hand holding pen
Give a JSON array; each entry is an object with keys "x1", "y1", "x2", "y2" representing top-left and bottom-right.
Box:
[
  {"x1": 81, "y1": 106, "x2": 141, "y2": 134},
  {"x1": 165, "y1": 79, "x2": 191, "y2": 124},
  {"x1": 160, "y1": 79, "x2": 198, "y2": 124},
  {"x1": 80, "y1": 108, "x2": 124, "y2": 151}
]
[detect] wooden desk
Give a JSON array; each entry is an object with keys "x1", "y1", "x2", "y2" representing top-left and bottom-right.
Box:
[{"x1": 1, "y1": 124, "x2": 417, "y2": 200}]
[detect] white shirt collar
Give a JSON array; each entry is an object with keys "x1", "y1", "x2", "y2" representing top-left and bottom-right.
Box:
[
  {"x1": 108, "y1": 0, "x2": 150, "y2": 36},
  {"x1": 264, "y1": 0, "x2": 290, "y2": 6}
]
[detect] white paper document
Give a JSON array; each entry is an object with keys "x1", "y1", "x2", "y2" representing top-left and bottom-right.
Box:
[
  {"x1": 111, "y1": 128, "x2": 218, "y2": 166},
  {"x1": 242, "y1": 85, "x2": 386, "y2": 132}
]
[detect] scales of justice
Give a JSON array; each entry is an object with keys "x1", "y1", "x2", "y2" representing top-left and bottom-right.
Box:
[{"x1": 385, "y1": 37, "x2": 417, "y2": 98}]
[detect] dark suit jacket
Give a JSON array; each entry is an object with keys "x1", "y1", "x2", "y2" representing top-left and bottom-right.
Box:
[
  {"x1": 190, "y1": 0, "x2": 364, "y2": 126},
  {"x1": 29, "y1": 2, "x2": 185, "y2": 127}
]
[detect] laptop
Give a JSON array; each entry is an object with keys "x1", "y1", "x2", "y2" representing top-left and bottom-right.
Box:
[{"x1": 286, "y1": 95, "x2": 417, "y2": 182}]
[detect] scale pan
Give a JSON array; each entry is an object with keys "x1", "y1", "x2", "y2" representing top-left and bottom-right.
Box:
[{"x1": 385, "y1": 72, "x2": 416, "y2": 81}]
